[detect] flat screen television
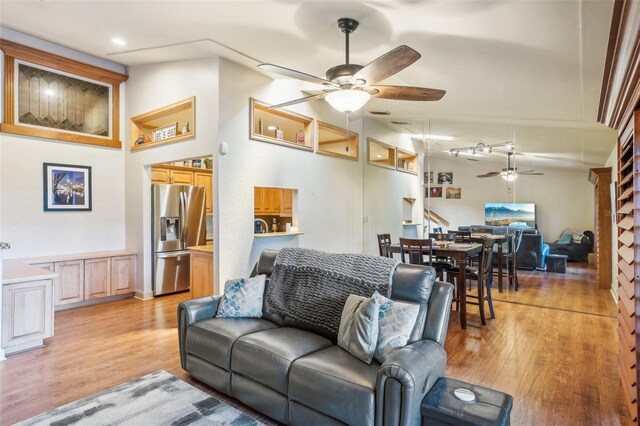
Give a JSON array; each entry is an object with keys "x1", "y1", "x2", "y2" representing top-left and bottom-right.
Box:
[{"x1": 484, "y1": 203, "x2": 536, "y2": 228}]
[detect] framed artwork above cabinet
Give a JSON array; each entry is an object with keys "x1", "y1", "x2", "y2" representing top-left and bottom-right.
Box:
[
  {"x1": 0, "y1": 39, "x2": 128, "y2": 148},
  {"x1": 250, "y1": 98, "x2": 313, "y2": 151}
]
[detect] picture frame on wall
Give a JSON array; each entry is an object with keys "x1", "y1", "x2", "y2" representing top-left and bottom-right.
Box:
[
  {"x1": 446, "y1": 187, "x2": 462, "y2": 199},
  {"x1": 43, "y1": 163, "x2": 92, "y2": 211},
  {"x1": 438, "y1": 172, "x2": 453, "y2": 185},
  {"x1": 426, "y1": 186, "x2": 442, "y2": 198}
]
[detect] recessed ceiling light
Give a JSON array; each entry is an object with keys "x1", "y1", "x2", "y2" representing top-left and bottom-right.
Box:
[{"x1": 111, "y1": 37, "x2": 126, "y2": 46}]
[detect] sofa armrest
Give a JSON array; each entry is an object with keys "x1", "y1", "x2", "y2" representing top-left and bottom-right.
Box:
[
  {"x1": 375, "y1": 340, "x2": 447, "y2": 426},
  {"x1": 177, "y1": 296, "x2": 221, "y2": 369},
  {"x1": 423, "y1": 281, "x2": 454, "y2": 345}
]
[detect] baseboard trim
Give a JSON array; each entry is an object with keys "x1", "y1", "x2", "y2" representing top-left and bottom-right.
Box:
[
  {"x1": 135, "y1": 290, "x2": 154, "y2": 301},
  {"x1": 610, "y1": 286, "x2": 618, "y2": 304},
  {"x1": 55, "y1": 293, "x2": 134, "y2": 311}
]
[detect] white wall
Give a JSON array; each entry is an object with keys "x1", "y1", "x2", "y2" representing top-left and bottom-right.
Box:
[
  {"x1": 0, "y1": 32, "x2": 127, "y2": 260},
  {"x1": 424, "y1": 156, "x2": 594, "y2": 241},
  {"x1": 124, "y1": 58, "x2": 219, "y2": 299},
  {"x1": 605, "y1": 146, "x2": 618, "y2": 299},
  {"x1": 217, "y1": 59, "x2": 365, "y2": 281},
  {"x1": 363, "y1": 119, "x2": 425, "y2": 255}
]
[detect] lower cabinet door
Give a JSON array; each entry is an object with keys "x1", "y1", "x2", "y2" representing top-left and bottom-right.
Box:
[
  {"x1": 84, "y1": 258, "x2": 111, "y2": 300},
  {"x1": 111, "y1": 255, "x2": 136, "y2": 295},
  {"x1": 2, "y1": 279, "x2": 54, "y2": 348},
  {"x1": 54, "y1": 260, "x2": 84, "y2": 305}
]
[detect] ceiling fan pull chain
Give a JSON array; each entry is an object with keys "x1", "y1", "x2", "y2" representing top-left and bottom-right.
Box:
[{"x1": 345, "y1": 114, "x2": 350, "y2": 152}]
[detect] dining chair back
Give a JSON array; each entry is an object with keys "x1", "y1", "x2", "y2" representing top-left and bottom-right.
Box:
[
  {"x1": 449, "y1": 230, "x2": 472, "y2": 243},
  {"x1": 399, "y1": 237, "x2": 434, "y2": 265},
  {"x1": 430, "y1": 233, "x2": 455, "y2": 241},
  {"x1": 377, "y1": 233, "x2": 392, "y2": 257}
]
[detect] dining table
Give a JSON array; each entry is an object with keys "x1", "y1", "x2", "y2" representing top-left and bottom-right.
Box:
[{"x1": 384, "y1": 241, "x2": 482, "y2": 330}]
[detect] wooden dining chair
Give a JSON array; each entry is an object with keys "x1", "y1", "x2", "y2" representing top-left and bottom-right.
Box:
[
  {"x1": 449, "y1": 238, "x2": 496, "y2": 325},
  {"x1": 399, "y1": 237, "x2": 447, "y2": 279},
  {"x1": 376, "y1": 233, "x2": 392, "y2": 258},
  {"x1": 449, "y1": 230, "x2": 472, "y2": 243},
  {"x1": 430, "y1": 233, "x2": 455, "y2": 241}
]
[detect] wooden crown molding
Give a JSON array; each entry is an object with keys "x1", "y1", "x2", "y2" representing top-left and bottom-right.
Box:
[
  {"x1": 598, "y1": 0, "x2": 640, "y2": 132},
  {"x1": 0, "y1": 39, "x2": 128, "y2": 85}
]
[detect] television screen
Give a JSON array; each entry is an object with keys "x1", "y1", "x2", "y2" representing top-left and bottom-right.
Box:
[{"x1": 484, "y1": 203, "x2": 536, "y2": 227}]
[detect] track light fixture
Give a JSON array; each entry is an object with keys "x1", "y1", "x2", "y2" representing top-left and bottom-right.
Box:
[{"x1": 449, "y1": 141, "x2": 512, "y2": 158}]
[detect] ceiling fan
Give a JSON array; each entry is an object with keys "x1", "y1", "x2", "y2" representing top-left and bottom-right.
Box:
[
  {"x1": 258, "y1": 18, "x2": 446, "y2": 113},
  {"x1": 476, "y1": 152, "x2": 543, "y2": 181}
]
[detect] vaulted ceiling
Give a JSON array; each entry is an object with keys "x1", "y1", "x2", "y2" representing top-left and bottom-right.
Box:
[{"x1": 0, "y1": 1, "x2": 617, "y2": 170}]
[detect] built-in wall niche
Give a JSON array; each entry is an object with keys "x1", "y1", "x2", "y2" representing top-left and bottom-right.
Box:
[
  {"x1": 396, "y1": 149, "x2": 418, "y2": 175},
  {"x1": 367, "y1": 138, "x2": 396, "y2": 170},
  {"x1": 130, "y1": 97, "x2": 195, "y2": 152},
  {"x1": 254, "y1": 186, "x2": 302, "y2": 237},
  {"x1": 316, "y1": 120, "x2": 359, "y2": 160},
  {"x1": 250, "y1": 99, "x2": 313, "y2": 151}
]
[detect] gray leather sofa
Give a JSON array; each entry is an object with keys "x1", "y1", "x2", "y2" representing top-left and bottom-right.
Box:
[{"x1": 178, "y1": 250, "x2": 454, "y2": 426}]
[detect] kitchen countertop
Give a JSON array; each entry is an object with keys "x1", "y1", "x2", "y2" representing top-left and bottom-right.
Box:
[
  {"x1": 3, "y1": 259, "x2": 57, "y2": 285},
  {"x1": 17, "y1": 249, "x2": 137, "y2": 265},
  {"x1": 187, "y1": 245, "x2": 214, "y2": 253},
  {"x1": 254, "y1": 231, "x2": 304, "y2": 238}
]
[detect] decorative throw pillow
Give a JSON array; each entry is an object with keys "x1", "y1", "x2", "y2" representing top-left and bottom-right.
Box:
[
  {"x1": 558, "y1": 233, "x2": 572, "y2": 245},
  {"x1": 372, "y1": 291, "x2": 420, "y2": 363},
  {"x1": 216, "y1": 275, "x2": 266, "y2": 318},
  {"x1": 338, "y1": 294, "x2": 380, "y2": 364},
  {"x1": 572, "y1": 233, "x2": 584, "y2": 244}
]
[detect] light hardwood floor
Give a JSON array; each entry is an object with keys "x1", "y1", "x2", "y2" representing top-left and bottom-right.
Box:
[{"x1": 0, "y1": 263, "x2": 631, "y2": 425}]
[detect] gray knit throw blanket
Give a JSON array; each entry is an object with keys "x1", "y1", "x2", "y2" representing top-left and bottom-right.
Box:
[{"x1": 266, "y1": 248, "x2": 399, "y2": 339}]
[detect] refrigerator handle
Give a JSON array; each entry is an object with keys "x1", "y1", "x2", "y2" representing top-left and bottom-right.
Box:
[{"x1": 179, "y1": 190, "x2": 188, "y2": 248}]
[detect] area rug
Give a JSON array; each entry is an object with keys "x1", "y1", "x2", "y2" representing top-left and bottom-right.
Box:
[{"x1": 17, "y1": 370, "x2": 264, "y2": 425}]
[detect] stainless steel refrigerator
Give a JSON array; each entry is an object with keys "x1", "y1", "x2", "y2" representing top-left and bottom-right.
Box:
[{"x1": 152, "y1": 184, "x2": 206, "y2": 296}]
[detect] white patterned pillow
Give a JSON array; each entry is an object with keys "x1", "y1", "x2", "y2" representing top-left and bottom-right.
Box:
[
  {"x1": 372, "y1": 291, "x2": 420, "y2": 363},
  {"x1": 216, "y1": 275, "x2": 266, "y2": 318}
]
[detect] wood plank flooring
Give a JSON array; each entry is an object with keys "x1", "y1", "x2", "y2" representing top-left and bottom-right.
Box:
[{"x1": 0, "y1": 263, "x2": 631, "y2": 425}]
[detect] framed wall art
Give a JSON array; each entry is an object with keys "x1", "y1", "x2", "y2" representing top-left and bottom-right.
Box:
[
  {"x1": 43, "y1": 163, "x2": 92, "y2": 211},
  {"x1": 0, "y1": 39, "x2": 128, "y2": 148}
]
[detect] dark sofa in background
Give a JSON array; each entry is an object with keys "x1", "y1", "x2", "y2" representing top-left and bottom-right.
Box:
[{"x1": 547, "y1": 230, "x2": 594, "y2": 262}]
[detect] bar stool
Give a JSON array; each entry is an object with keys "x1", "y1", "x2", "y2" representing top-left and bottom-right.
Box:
[
  {"x1": 376, "y1": 233, "x2": 392, "y2": 258},
  {"x1": 399, "y1": 238, "x2": 448, "y2": 280}
]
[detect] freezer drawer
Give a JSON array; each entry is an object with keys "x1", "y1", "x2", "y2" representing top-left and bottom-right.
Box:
[{"x1": 153, "y1": 251, "x2": 190, "y2": 296}]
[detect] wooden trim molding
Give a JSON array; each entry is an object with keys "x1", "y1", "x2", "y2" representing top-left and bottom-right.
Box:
[
  {"x1": 0, "y1": 39, "x2": 128, "y2": 148},
  {"x1": 598, "y1": 0, "x2": 640, "y2": 132}
]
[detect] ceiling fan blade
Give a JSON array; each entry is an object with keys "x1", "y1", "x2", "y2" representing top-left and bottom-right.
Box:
[
  {"x1": 353, "y1": 45, "x2": 421, "y2": 85},
  {"x1": 258, "y1": 63, "x2": 337, "y2": 87},
  {"x1": 477, "y1": 172, "x2": 503, "y2": 178},
  {"x1": 267, "y1": 93, "x2": 327, "y2": 110},
  {"x1": 519, "y1": 172, "x2": 544, "y2": 175},
  {"x1": 368, "y1": 85, "x2": 446, "y2": 101}
]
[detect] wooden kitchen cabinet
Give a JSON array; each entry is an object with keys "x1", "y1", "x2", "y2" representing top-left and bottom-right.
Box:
[
  {"x1": 2, "y1": 278, "x2": 54, "y2": 354},
  {"x1": 151, "y1": 168, "x2": 171, "y2": 183},
  {"x1": 280, "y1": 189, "x2": 293, "y2": 217},
  {"x1": 254, "y1": 187, "x2": 282, "y2": 215},
  {"x1": 171, "y1": 169, "x2": 194, "y2": 184},
  {"x1": 111, "y1": 255, "x2": 136, "y2": 295},
  {"x1": 190, "y1": 248, "x2": 215, "y2": 298},
  {"x1": 54, "y1": 260, "x2": 84, "y2": 305},
  {"x1": 84, "y1": 258, "x2": 111, "y2": 300},
  {"x1": 195, "y1": 172, "x2": 213, "y2": 214}
]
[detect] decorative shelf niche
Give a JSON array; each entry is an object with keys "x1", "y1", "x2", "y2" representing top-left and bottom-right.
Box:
[
  {"x1": 130, "y1": 97, "x2": 195, "y2": 152},
  {"x1": 250, "y1": 99, "x2": 313, "y2": 151},
  {"x1": 316, "y1": 120, "x2": 359, "y2": 160},
  {"x1": 367, "y1": 138, "x2": 396, "y2": 170},
  {"x1": 397, "y1": 149, "x2": 418, "y2": 174}
]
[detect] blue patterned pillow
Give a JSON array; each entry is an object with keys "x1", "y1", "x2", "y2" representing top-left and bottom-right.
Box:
[
  {"x1": 372, "y1": 291, "x2": 420, "y2": 363},
  {"x1": 216, "y1": 275, "x2": 266, "y2": 318}
]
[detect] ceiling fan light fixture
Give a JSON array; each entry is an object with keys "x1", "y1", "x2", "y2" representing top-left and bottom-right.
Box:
[
  {"x1": 325, "y1": 90, "x2": 371, "y2": 114},
  {"x1": 501, "y1": 172, "x2": 517, "y2": 182}
]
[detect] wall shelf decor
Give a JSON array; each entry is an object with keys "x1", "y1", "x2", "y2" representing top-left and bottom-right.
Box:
[
  {"x1": 367, "y1": 138, "x2": 396, "y2": 170},
  {"x1": 130, "y1": 97, "x2": 195, "y2": 152},
  {"x1": 396, "y1": 148, "x2": 418, "y2": 174},
  {"x1": 316, "y1": 120, "x2": 359, "y2": 160},
  {"x1": 250, "y1": 98, "x2": 313, "y2": 151},
  {"x1": 0, "y1": 39, "x2": 128, "y2": 148}
]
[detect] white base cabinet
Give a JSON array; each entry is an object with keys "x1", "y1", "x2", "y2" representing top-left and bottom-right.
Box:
[{"x1": 2, "y1": 278, "x2": 54, "y2": 355}]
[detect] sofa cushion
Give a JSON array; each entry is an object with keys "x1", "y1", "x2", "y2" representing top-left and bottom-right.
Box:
[
  {"x1": 289, "y1": 346, "x2": 380, "y2": 426},
  {"x1": 187, "y1": 318, "x2": 278, "y2": 369},
  {"x1": 337, "y1": 294, "x2": 380, "y2": 364},
  {"x1": 232, "y1": 327, "x2": 332, "y2": 394},
  {"x1": 216, "y1": 275, "x2": 266, "y2": 318},
  {"x1": 372, "y1": 291, "x2": 420, "y2": 363}
]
